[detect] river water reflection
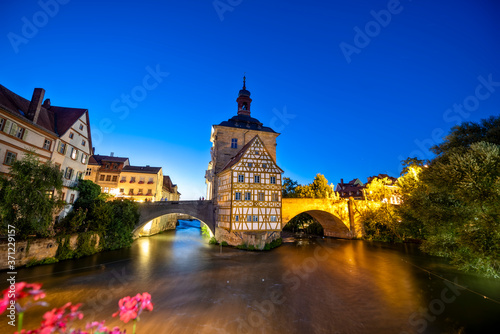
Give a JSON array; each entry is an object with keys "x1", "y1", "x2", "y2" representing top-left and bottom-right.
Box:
[{"x1": 2, "y1": 220, "x2": 499, "y2": 333}]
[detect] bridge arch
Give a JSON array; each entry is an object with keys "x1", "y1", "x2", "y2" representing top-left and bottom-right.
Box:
[
  {"x1": 282, "y1": 198, "x2": 358, "y2": 239},
  {"x1": 136, "y1": 201, "x2": 215, "y2": 236}
]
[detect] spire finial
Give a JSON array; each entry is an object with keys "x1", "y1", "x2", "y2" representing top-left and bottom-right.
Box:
[{"x1": 243, "y1": 73, "x2": 246, "y2": 89}]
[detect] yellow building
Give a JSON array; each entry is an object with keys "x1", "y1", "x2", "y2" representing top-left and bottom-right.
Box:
[
  {"x1": 206, "y1": 78, "x2": 283, "y2": 248},
  {"x1": 0, "y1": 84, "x2": 93, "y2": 218}
]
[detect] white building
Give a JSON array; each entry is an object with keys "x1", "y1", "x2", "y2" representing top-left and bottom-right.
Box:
[{"x1": 0, "y1": 84, "x2": 92, "y2": 218}]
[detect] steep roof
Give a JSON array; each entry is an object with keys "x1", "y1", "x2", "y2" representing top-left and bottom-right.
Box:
[
  {"x1": 163, "y1": 175, "x2": 180, "y2": 194},
  {"x1": 0, "y1": 84, "x2": 90, "y2": 140},
  {"x1": 219, "y1": 135, "x2": 283, "y2": 174},
  {"x1": 216, "y1": 114, "x2": 276, "y2": 133},
  {"x1": 220, "y1": 136, "x2": 259, "y2": 172},
  {"x1": 89, "y1": 154, "x2": 130, "y2": 165},
  {"x1": 122, "y1": 165, "x2": 162, "y2": 174}
]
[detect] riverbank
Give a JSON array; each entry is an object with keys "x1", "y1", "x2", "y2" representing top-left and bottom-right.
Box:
[{"x1": 2, "y1": 220, "x2": 499, "y2": 333}]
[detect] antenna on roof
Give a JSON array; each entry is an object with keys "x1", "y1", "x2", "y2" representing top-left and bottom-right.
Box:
[{"x1": 243, "y1": 73, "x2": 246, "y2": 89}]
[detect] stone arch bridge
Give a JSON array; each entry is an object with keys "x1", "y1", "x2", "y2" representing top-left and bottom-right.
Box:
[{"x1": 137, "y1": 199, "x2": 365, "y2": 239}]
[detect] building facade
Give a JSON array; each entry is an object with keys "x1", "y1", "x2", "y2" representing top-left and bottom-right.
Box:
[
  {"x1": 0, "y1": 84, "x2": 92, "y2": 217},
  {"x1": 206, "y1": 78, "x2": 283, "y2": 248},
  {"x1": 85, "y1": 153, "x2": 181, "y2": 237}
]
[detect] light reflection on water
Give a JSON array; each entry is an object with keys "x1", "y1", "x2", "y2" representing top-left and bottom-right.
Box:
[{"x1": 1, "y1": 220, "x2": 499, "y2": 334}]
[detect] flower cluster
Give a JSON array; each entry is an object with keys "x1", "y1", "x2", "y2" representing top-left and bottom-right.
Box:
[
  {"x1": 112, "y1": 293, "x2": 154, "y2": 323},
  {"x1": 0, "y1": 282, "x2": 47, "y2": 313},
  {"x1": 0, "y1": 282, "x2": 153, "y2": 334}
]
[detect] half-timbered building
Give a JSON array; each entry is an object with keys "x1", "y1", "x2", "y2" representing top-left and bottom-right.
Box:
[
  {"x1": 217, "y1": 135, "x2": 283, "y2": 232},
  {"x1": 206, "y1": 78, "x2": 283, "y2": 248}
]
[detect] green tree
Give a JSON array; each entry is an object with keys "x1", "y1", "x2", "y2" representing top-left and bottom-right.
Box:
[
  {"x1": 282, "y1": 177, "x2": 298, "y2": 198},
  {"x1": 431, "y1": 115, "x2": 500, "y2": 155},
  {"x1": 103, "y1": 199, "x2": 140, "y2": 250},
  {"x1": 293, "y1": 174, "x2": 335, "y2": 199},
  {"x1": 0, "y1": 153, "x2": 65, "y2": 239},
  {"x1": 419, "y1": 142, "x2": 500, "y2": 277}
]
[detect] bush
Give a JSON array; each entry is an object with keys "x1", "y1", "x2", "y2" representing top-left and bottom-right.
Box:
[{"x1": 209, "y1": 237, "x2": 217, "y2": 245}]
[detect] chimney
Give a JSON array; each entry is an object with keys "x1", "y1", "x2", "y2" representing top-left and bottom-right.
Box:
[
  {"x1": 27, "y1": 88, "x2": 45, "y2": 123},
  {"x1": 42, "y1": 99, "x2": 51, "y2": 108},
  {"x1": 341, "y1": 178, "x2": 344, "y2": 184},
  {"x1": 110, "y1": 152, "x2": 114, "y2": 157},
  {"x1": 92, "y1": 147, "x2": 95, "y2": 154}
]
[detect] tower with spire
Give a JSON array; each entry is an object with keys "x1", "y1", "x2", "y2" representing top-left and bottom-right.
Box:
[{"x1": 205, "y1": 77, "x2": 283, "y2": 249}]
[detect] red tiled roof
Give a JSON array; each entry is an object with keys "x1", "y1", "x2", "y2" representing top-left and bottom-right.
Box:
[{"x1": 0, "y1": 84, "x2": 89, "y2": 138}]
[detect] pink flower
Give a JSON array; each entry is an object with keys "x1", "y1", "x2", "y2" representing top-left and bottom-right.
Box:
[
  {"x1": 1, "y1": 282, "x2": 46, "y2": 314},
  {"x1": 112, "y1": 292, "x2": 154, "y2": 324},
  {"x1": 39, "y1": 302, "x2": 84, "y2": 333}
]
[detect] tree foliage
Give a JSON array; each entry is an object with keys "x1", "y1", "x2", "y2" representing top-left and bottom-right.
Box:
[
  {"x1": 398, "y1": 115, "x2": 500, "y2": 277},
  {"x1": 283, "y1": 212, "x2": 323, "y2": 235},
  {"x1": 0, "y1": 153, "x2": 65, "y2": 239},
  {"x1": 431, "y1": 115, "x2": 500, "y2": 155},
  {"x1": 283, "y1": 174, "x2": 336, "y2": 199}
]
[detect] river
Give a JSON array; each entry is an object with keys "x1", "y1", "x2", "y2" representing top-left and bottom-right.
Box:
[{"x1": 1, "y1": 220, "x2": 499, "y2": 333}]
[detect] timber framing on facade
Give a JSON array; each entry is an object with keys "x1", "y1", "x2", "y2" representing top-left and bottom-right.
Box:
[{"x1": 216, "y1": 135, "x2": 283, "y2": 232}]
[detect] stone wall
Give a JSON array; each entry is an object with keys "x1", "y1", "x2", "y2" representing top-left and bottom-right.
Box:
[
  {"x1": 0, "y1": 234, "x2": 100, "y2": 271},
  {"x1": 135, "y1": 213, "x2": 178, "y2": 237},
  {"x1": 215, "y1": 227, "x2": 281, "y2": 250}
]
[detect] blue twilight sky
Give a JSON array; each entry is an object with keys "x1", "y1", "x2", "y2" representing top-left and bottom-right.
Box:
[{"x1": 1, "y1": 0, "x2": 500, "y2": 199}]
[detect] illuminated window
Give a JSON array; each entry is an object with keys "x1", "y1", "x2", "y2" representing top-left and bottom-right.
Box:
[
  {"x1": 238, "y1": 174, "x2": 244, "y2": 182},
  {"x1": 235, "y1": 192, "x2": 241, "y2": 200},
  {"x1": 254, "y1": 175, "x2": 260, "y2": 183},
  {"x1": 4, "y1": 151, "x2": 17, "y2": 166},
  {"x1": 258, "y1": 193, "x2": 265, "y2": 201},
  {"x1": 70, "y1": 147, "x2": 78, "y2": 160},
  {"x1": 43, "y1": 139, "x2": 51, "y2": 150},
  {"x1": 103, "y1": 187, "x2": 109, "y2": 193},
  {"x1": 270, "y1": 176, "x2": 276, "y2": 184},
  {"x1": 138, "y1": 189, "x2": 143, "y2": 195},
  {"x1": 231, "y1": 138, "x2": 238, "y2": 148},
  {"x1": 244, "y1": 192, "x2": 251, "y2": 201}
]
